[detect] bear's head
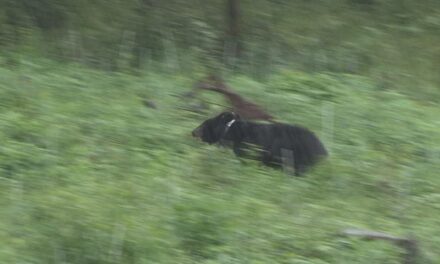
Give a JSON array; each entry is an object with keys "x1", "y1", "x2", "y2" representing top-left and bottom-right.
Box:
[{"x1": 192, "y1": 112, "x2": 239, "y2": 144}]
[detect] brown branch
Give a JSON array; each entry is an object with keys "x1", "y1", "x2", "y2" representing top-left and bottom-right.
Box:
[{"x1": 190, "y1": 75, "x2": 274, "y2": 122}]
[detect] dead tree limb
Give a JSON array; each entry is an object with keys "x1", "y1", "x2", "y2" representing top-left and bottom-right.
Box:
[
  {"x1": 187, "y1": 75, "x2": 274, "y2": 121},
  {"x1": 340, "y1": 228, "x2": 419, "y2": 264}
]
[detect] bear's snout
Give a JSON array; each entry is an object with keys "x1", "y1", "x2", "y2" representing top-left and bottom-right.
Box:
[{"x1": 192, "y1": 126, "x2": 202, "y2": 138}]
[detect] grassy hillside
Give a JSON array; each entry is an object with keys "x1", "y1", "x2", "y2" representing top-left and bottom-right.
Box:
[{"x1": 0, "y1": 59, "x2": 439, "y2": 263}]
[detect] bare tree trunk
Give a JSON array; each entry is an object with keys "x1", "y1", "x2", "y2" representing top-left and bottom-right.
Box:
[{"x1": 226, "y1": 0, "x2": 241, "y2": 59}]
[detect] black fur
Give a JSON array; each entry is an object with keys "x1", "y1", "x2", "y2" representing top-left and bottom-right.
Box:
[{"x1": 192, "y1": 112, "x2": 328, "y2": 175}]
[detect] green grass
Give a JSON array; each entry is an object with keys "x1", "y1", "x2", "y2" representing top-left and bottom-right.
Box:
[{"x1": 0, "y1": 59, "x2": 439, "y2": 264}]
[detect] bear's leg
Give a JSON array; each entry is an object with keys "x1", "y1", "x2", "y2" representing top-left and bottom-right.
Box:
[
  {"x1": 233, "y1": 142, "x2": 245, "y2": 157},
  {"x1": 262, "y1": 143, "x2": 282, "y2": 168},
  {"x1": 280, "y1": 148, "x2": 297, "y2": 176},
  {"x1": 262, "y1": 150, "x2": 274, "y2": 166},
  {"x1": 294, "y1": 163, "x2": 309, "y2": 176}
]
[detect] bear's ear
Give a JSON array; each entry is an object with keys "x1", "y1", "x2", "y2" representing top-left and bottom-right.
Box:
[
  {"x1": 224, "y1": 111, "x2": 236, "y2": 119},
  {"x1": 231, "y1": 112, "x2": 241, "y2": 120}
]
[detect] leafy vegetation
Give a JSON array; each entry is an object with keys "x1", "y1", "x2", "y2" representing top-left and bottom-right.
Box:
[
  {"x1": 0, "y1": 59, "x2": 439, "y2": 263},
  {"x1": 1, "y1": 1, "x2": 439, "y2": 263}
]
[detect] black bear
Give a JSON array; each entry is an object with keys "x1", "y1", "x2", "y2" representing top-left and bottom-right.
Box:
[{"x1": 192, "y1": 112, "x2": 328, "y2": 175}]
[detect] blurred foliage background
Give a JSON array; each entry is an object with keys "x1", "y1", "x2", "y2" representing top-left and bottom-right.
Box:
[
  {"x1": 1, "y1": 0, "x2": 440, "y2": 100},
  {"x1": 0, "y1": 0, "x2": 440, "y2": 263}
]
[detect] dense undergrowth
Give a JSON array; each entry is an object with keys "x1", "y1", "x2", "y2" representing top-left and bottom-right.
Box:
[{"x1": 0, "y1": 59, "x2": 439, "y2": 263}]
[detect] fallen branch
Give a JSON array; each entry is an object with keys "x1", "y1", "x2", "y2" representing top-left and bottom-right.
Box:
[{"x1": 340, "y1": 228, "x2": 418, "y2": 264}]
